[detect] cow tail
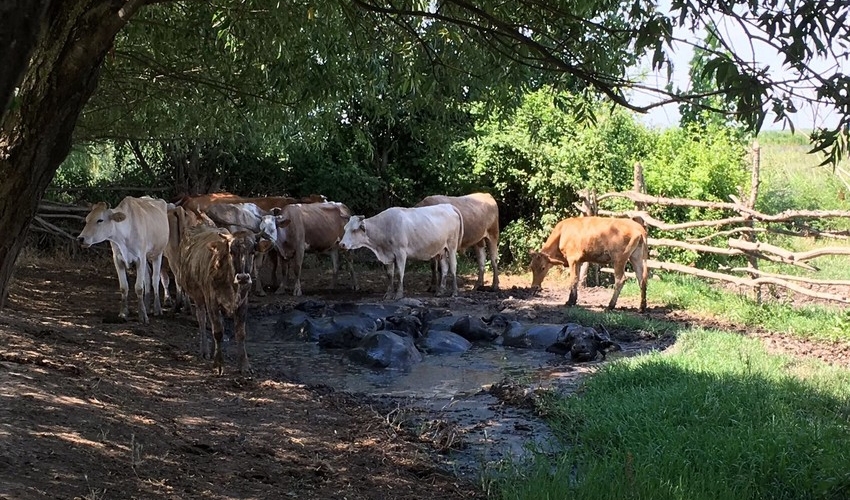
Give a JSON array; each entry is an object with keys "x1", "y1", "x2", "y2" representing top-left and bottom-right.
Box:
[{"x1": 454, "y1": 206, "x2": 464, "y2": 253}]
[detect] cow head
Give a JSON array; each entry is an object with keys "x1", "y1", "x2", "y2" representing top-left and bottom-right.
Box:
[
  {"x1": 529, "y1": 250, "x2": 557, "y2": 290},
  {"x1": 552, "y1": 324, "x2": 617, "y2": 362},
  {"x1": 77, "y1": 202, "x2": 127, "y2": 248},
  {"x1": 338, "y1": 216, "x2": 366, "y2": 251},
  {"x1": 259, "y1": 214, "x2": 292, "y2": 246},
  {"x1": 227, "y1": 230, "x2": 270, "y2": 287}
]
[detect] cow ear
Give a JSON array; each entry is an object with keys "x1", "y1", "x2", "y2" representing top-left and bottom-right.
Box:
[
  {"x1": 358, "y1": 218, "x2": 366, "y2": 231},
  {"x1": 110, "y1": 211, "x2": 127, "y2": 222},
  {"x1": 545, "y1": 254, "x2": 562, "y2": 265},
  {"x1": 277, "y1": 218, "x2": 291, "y2": 228},
  {"x1": 257, "y1": 239, "x2": 273, "y2": 253}
]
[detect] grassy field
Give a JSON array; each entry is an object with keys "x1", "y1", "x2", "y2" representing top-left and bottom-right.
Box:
[{"x1": 494, "y1": 132, "x2": 850, "y2": 500}]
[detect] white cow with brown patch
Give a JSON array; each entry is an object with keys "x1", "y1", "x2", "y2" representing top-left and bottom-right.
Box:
[
  {"x1": 77, "y1": 196, "x2": 169, "y2": 324},
  {"x1": 338, "y1": 204, "x2": 463, "y2": 300},
  {"x1": 259, "y1": 202, "x2": 358, "y2": 296},
  {"x1": 415, "y1": 192, "x2": 500, "y2": 290}
]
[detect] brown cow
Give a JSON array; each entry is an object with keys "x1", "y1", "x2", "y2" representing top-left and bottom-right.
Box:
[
  {"x1": 177, "y1": 225, "x2": 271, "y2": 375},
  {"x1": 176, "y1": 192, "x2": 326, "y2": 213},
  {"x1": 415, "y1": 192, "x2": 500, "y2": 290},
  {"x1": 529, "y1": 216, "x2": 648, "y2": 312},
  {"x1": 259, "y1": 202, "x2": 359, "y2": 296}
]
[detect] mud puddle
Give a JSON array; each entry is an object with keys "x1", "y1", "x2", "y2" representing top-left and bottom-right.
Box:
[{"x1": 245, "y1": 308, "x2": 663, "y2": 479}]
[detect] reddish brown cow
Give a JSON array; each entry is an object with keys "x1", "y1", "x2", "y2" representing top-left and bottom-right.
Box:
[
  {"x1": 177, "y1": 225, "x2": 271, "y2": 375},
  {"x1": 175, "y1": 192, "x2": 326, "y2": 213},
  {"x1": 529, "y1": 216, "x2": 648, "y2": 312}
]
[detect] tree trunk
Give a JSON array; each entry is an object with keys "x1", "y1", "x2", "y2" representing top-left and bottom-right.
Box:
[{"x1": 0, "y1": 0, "x2": 147, "y2": 308}]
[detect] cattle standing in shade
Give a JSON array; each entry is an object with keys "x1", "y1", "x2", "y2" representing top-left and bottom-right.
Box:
[
  {"x1": 338, "y1": 204, "x2": 463, "y2": 300},
  {"x1": 530, "y1": 216, "x2": 649, "y2": 312},
  {"x1": 177, "y1": 225, "x2": 271, "y2": 375},
  {"x1": 175, "y1": 192, "x2": 326, "y2": 214},
  {"x1": 259, "y1": 202, "x2": 358, "y2": 296},
  {"x1": 77, "y1": 196, "x2": 169, "y2": 324},
  {"x1": 161, "y1": 205, "x2": 214, "y2": 313},
  {"x1": 415, "y1": 192, "x2": 500, "y2": 290}
]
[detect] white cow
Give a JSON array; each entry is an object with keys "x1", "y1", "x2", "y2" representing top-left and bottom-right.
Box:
[
  {"x1": 77, "y1": 196, "x2": 169, "y2": 324},
  {"x1": 338, "y1": 204, "x2": 463, "y2": 300}
]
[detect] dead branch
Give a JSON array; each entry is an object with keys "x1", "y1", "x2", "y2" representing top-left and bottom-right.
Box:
[
  {"x1": 649, "y1": 237, "x2": 819, "y2": 271},
  {"x1": 725, "y1": 267, "x2": 850, "y2": 286},
  {"x1": 728, "y1": 239, "x2": 850, "y2": 265},
  {"x1": 601, "y1": 261, "x2": 850, "y2": 304},
  {"x1": 32, "y1": 216, "x2": 77, "y2": 240}
]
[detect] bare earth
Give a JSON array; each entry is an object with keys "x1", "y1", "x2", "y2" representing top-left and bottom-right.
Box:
[{"x1": 1, "y1": 256, "x2": 849, "y2": 500}]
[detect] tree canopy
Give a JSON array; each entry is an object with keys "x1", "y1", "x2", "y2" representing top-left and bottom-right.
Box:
[{"x1": 0, "y1": 0, "x2": 848, "y2": 306}]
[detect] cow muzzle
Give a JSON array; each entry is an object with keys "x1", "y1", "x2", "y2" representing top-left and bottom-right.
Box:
[
  {"x1": 234, "y1": 273, "x2": 252, "y2": 285},
  {"x1": 77, "y1": 236, "x2": 91, "y2": 249}
]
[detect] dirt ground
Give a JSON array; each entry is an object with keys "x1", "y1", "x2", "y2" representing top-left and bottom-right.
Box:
[{"x1": 1, "y1": 255, "x2": 849, "y2": 500}]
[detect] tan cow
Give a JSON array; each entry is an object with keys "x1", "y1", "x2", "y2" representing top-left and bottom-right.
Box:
[
  {"x1": 161, "y1": 205, "x2": 214, "y2": 312},
  {"x1": 77, "y1": 196, "x2": 169, "y2": 324},
  {"x1": 415, "y1": 192, "x2": 500, "y2": 290},
  {"x1": 339, "y1": 204, "x2": 464, "y2": 300},
  {"x1": 529, "y1": 216, "x2": 648, "y2": 312},
  {"x1": 259, "y1": 202, "x2": 359, "y2": 296},
  {"x1": 178, "y1": 225, "x2": 271, "y2": 375}
]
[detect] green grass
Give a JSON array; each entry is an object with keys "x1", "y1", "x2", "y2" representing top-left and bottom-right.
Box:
[
  {"x1": 615, "y1": 274, "x2": 850, "y2": 342},
  {"x1": 497, "y1": 329, "x2": 850, "y2": 500}
]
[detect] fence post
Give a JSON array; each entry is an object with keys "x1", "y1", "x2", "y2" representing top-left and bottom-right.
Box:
[
  {"x1": 578, "y1": 189, "x2": 599, "y2": 286},
  {"x1": 633, "y1": 161, "x2": 647, "y2": 212},
  {"x1": 745, "y1": 141, "x2": 762, "y2": 303}
]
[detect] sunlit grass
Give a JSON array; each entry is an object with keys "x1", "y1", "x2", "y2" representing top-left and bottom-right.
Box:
[{"x1": 497, "y1": 329, "x2": 850, "y2": 500}]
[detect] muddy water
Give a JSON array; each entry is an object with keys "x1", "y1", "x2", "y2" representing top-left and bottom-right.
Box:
[{"x1": 246, "y1": 311, "x2": 661, "y2": 479}]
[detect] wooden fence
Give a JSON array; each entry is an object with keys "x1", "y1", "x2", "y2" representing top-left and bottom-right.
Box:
[{"x1": 577, "y1": 143, "x2": 850, "y2": 305}]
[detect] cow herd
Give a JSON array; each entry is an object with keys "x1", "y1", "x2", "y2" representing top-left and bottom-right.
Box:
[{"x1": 76, "y1": 191, "x2": 649, "y2": 375}]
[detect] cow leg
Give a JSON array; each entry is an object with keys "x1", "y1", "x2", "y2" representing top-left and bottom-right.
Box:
[
  {"x1": 210, "y1": 306, "x2": 226, "y2": 376},
  {"x1": 234, "y1": 301, "x2": 252, "y2": 375},
  {"x1": 150, "y1": 253, "x2": 164, "y2": 316},
  {"x1": 330, "y1": 249, "x2": 340, "y2": 289},
  {"x1": 383, "y1": 262, "x2": 396, "y2": 300},
  {"x1": 160, "y1": 266, "x2": 173, "y2": 308},
  {"x1": 448, "y1": 248, "x2": 459, "y2": 297},
  {"x1": 393, "y1": 255, "x2": 407, "y2": 300},
  {"x1": 344, "y1": 251, "x2": 360, "y2": 290},
  {"x1": 194, "y1": 301, "x2": 210, "y2": 360},
  {"x1": 253, "y1": 252, "x2": 267, "y2": 296},
  {"x1": 473, "y1": 243, "x2": 487, "y2": 290},
  {"x1": 436, "y1": 253, "x2": 449, "y2": 297},
  {"x1": 111, "y1": 251, "x2": 130, "y2": 320},
  {"x1": 565, "y1": 261, "x2": 581, "y2": 307},
  {"x1": 274, "y1": 257, "x2": 290, "y2": 295},
  {"x1": 291, "y1": 247, "x2": 304, "y2": 296},
  {"x1": 134, "y1": 258, "x2": 150, "y2": 324},
  {"x1": 607, "y1": 258, "x2": 628, "y2": 310},
  {"x1": 427, "y1": 258, "x2": 439, "y2": 293},
  {"x1": 487, "y1": 235, "x2": 500, "y2": 291},
  {"x1": 630, "y1": 252, "x2": 648, "y2": 313}
]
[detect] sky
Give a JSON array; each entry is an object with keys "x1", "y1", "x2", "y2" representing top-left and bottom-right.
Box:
[{"x1": 629, "y1": 7, "x2": 848, "y2": 132}]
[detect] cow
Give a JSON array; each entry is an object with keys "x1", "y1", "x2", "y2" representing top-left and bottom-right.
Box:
[
  {"x1": 415, "y1": 192, "x2": 500, "y2": 291},
  {"x1": 529, "y1": 216, "x2": 648, "y2": 312},
  {"x1": 175, "y1": 192, "x2": 326, "y2": 214},
  {"x1": 77, "y1": 196, "x2": 169, "y2": 324},
  {"x1": 161, "y1": 204, "x2": 214, "y2": 313},
  {"x1": 259, "y1": 202, "x2": 359, "y2": 296},
  {"x1": 177, "y1": 224, "x2": 271, "y2": 375},
  {"x1": 200, "y1": 202, "x2": 278, "y2": 295},
  {"x1": 338, "y1": 204, "x2": 464, "y2": 300}
]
